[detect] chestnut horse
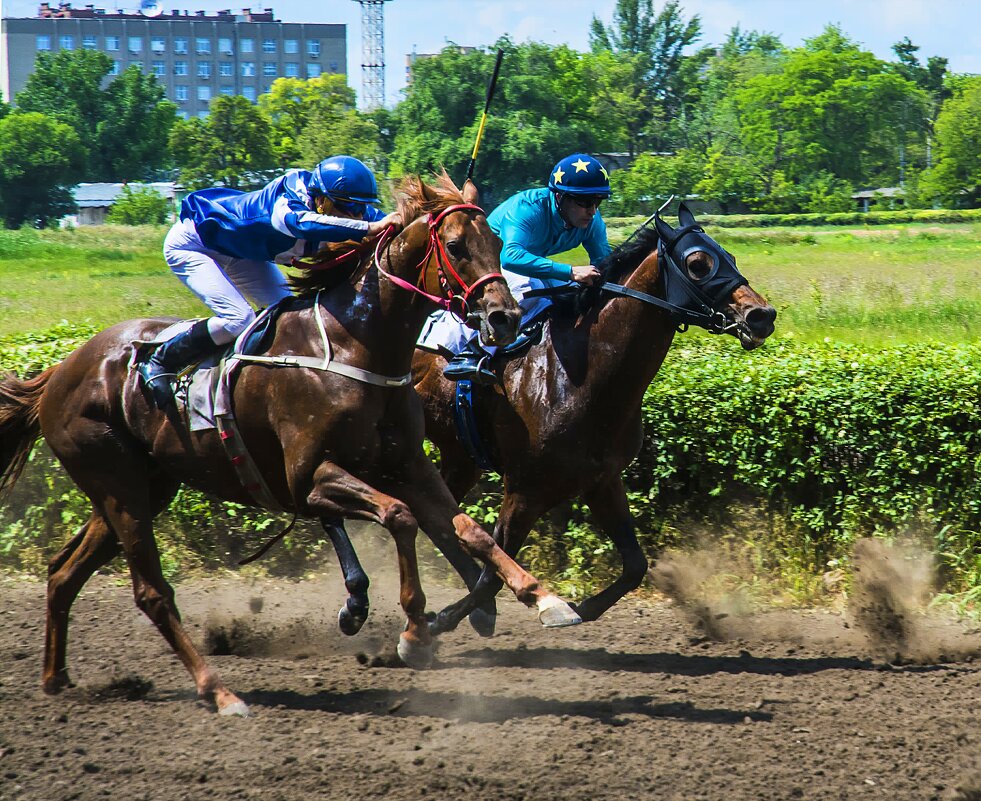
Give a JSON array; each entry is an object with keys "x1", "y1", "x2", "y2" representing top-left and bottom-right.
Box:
[
  {"x1": 326, "y1": 203, "x2": 776, "y2": 635},
  {"x1": 0, "y1": 175, "x2": 581, "y2": 716}
]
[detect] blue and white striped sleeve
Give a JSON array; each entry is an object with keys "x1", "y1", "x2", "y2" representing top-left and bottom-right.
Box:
[{"x1": 270, "y1": 195, "x2": 372, "y2": 244}]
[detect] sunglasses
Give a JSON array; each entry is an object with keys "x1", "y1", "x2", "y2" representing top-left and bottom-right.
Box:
[
  {"x1": 329, "y1": 196, "x2": 367, "y2": 217},
  {"x1": 567, "y1": 194, "x2": 605, "y2": 209}
]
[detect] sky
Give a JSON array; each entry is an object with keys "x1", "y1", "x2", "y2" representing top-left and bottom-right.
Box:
[{"x1": 3, "y1": 0, "x2": 979, "y2": 106}]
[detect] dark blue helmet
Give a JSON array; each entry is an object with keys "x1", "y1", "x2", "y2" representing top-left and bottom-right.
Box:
[
  {"x1": 547, "y1": 153, "x2": 612, "y2": 197},
  {"x1": 308, "y1": 155, "x2": 379, "y2": 204}
]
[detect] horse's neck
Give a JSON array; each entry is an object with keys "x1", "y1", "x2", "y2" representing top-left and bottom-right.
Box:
[{"x1": 547, "y1": 254, "x2": 675, "y2": 410}]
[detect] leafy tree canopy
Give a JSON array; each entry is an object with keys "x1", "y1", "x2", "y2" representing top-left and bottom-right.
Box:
[
  {"x1": 919, "y1": 77, "x2": 981, "y2": 207},
  {"x1": 105, "y1": 184, "x2": 173, "y2": 225}
]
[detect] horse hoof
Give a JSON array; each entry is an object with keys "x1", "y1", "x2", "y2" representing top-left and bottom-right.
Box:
[
  {"x1": 338, "y1": 604, "x2": 368, "y2": 636},
  {"x1": 537, "y1": 595, "x2": 583, "y2": 628},
  {"x1": 42, "y1": 672, "x2": 74, "y2": 695},
  {"x1": 397, "y1": 633, "x2": 434, "y2": 670},
  {"x1": 218, "y1": 700, "x2": 252, "y2": 718},
  {"x1": 468, "y1": 608, "x2": 497, "y2": 638}
]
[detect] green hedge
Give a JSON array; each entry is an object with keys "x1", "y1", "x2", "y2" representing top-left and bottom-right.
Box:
[
  {"x1": 608, "y1": 207, "x2": 981, "y2": 230},
  {"x1": 2, "y1": 328, "x2": 980, "y2": 608}
]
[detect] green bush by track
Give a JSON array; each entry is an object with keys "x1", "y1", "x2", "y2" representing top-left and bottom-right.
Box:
[{"x1": 2, "y1": 327, "x2": 980, "y2": 610}]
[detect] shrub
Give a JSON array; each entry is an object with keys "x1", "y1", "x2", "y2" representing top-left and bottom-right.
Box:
[{"x1": 105, "y1": 184, "x2": 173, "y2": 226}]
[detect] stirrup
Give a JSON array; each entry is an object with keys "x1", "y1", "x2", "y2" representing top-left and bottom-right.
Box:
[{"x1": 443, "y1": 352, "x2": 496, "y2": 384}]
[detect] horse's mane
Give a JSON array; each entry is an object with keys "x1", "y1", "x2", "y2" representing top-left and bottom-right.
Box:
[
  {"x1": 289, "y1": 170, "x2": 466, "y2": 298},
  {"x1": 575, "y1": 223, "x2": 661, "y2": 315}
]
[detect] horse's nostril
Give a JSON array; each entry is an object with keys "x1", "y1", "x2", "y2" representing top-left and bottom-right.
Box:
[
  {"x1": 487, "y1": 309, "x2": 513, "y2": 333},
  {"x1": 746, "y1": 306, "x2": 776, "y2": 331}
]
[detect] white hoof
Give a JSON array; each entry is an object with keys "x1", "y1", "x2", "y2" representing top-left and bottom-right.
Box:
[
  {"x1": 218, "y1": 700, "x2": 252, "y2": 717},
  {"x1": 397, "y1": 633, "x2": 434, "y2": 670},
  {"x1": 537, "y1": 595, "x2": 583, "y2": 628}
]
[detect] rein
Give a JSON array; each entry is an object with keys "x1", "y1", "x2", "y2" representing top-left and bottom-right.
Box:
[{"x1": 374, "y1": 203, "x2": 505, "y2": 322}]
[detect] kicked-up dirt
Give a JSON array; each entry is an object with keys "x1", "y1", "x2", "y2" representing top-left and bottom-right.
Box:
[{"x1": 0, "y1": 536, "x2": 979, "y2": 801}]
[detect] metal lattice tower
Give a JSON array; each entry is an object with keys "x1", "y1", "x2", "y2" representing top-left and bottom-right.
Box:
[{"x1": 352, "y1": 0, "x2": 391, "y2": 110}]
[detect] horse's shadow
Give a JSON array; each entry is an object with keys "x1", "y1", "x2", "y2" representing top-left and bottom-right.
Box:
[{"x1": 243, "y1": 686, "x2": 773, "y2": 726}]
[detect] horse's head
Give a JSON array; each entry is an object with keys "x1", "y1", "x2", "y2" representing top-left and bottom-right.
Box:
[
  {"x1": 653, "y1": 203, "x2": 776, "y2": 350},
  {"x1": 392, "y1": 173, "x2": 521, "y2": 347}
]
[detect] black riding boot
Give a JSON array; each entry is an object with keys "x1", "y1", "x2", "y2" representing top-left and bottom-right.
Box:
[
  {"x1": 139, "y1": 319, "x2": 216, "y2": 408},
  {"x1": 442, "y1": 339, "x2": 496, "y2": 384}
]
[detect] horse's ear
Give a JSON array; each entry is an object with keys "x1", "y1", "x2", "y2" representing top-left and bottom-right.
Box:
[
  {"x1": 462, "y1": 179, "x2": 480, "y2": 206},
  {"x1": 653, "y1": 210, "x2": 675, "y2": 242},
  {"x1": 677, "y1": 201, "x2": 697, "y2": 229}
]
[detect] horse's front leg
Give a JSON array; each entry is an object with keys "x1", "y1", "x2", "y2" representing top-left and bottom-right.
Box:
[
  {"x1": 390, "y1": 457, "x2": 581, "y2": 634},
  {"x1": 574, "y1": 474, "x2": 648, "y2": 622},
  {"x1": 321, "y1": 517, "x2": 371, "y2": 635},
  {"x1": 305, "y1": 462, "x2": 432, "y2": 668}
]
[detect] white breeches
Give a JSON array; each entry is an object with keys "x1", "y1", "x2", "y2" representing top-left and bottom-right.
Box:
[{"x1": 163, "y1": 219, "x2": 292, "y2": 344}]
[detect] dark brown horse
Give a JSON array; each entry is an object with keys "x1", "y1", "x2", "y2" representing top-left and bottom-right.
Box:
[
  {"x1": 325, "y1": 203, "x2": 776, "y2": 635},
  {"x1": 0, "y1": 174, "x2": 581, "y2": 716}
]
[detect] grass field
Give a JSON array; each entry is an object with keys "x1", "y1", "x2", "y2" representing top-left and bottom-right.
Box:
[{"x1": 1, "y1": 220, "x2": 980, "y2": 344}]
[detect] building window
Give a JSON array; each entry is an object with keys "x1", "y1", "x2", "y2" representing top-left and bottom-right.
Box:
[
  {"x1": 82, "y1": 35, "x2": 97, "y2": 49},
  {"x1": 105, "y1": 35, "x2": 119, "y2": 51},
  {"x1": 306, "y1": 63, "x2": 321, "y2": 78},
  {"x1": 197, "y1": 62, "x2": 211, "y2": 78},
  {"x1": 59, "y1": 35, "x2": 74, "y2": 50},
  {"x1": 152, "y1": 61, "x2": 166, "y2": 77},
  {"x1": 284, "y1": 62, "x2": 299, "y2": 77},
  {"x1": 283, "y1": 39, "x2": 298, "y2": 54},
  {"x1": 36, "y1": 35, "x2": 51, "y2": 51},
  {"x1": 219, "y1": 61, "x2": 233, "y2": 77},
  {"x1": 174, "y1": 37, "x2": 188, "y2": 54},
  {"x1": 173, "y1": 60, "x2": 188, "y2": 76},
  {"x1": 240, "y1": 38, "x2": 254, "y2": 54},
  {"x1": 262, "y1": 62, "x2": 277, "y2": 77},
  {"x1": 176, "y1": 110, "x2": 188, "y2": 120},
  {"x1": 197, "y1": 110, "x2": 209, "y2": 119},
  {"x1": 130, "y1": 61, "x2": 143, "y2": 72},
  {"x1": 307, "y1": 40, "x2": 320, "y2": 57},
  {"x1": 195, "y1": 38, "x2": 211, "y2": 54},
  {"x1": 151, "y1": 37, "x2": 165, "y2": 53},
  {"x1": 108, "y1": 60, "x2": 120, "y2": 76},
  {"x1": 242, "y1": 86, "x2": 256, "y2": 102},
  {"x1": 128, "y1": 37, "x2": 142, "y2": 54},
  {"x1": 197, "y1": 85, "x2": 211, "y2": 101},
  {"x1": 263, "y1": 84, "x2": 273, "y2": 94},
  {"x1": 218, "y1": 37, "x2": 233, "y2": 55},
  {"x1": 174, "y1": 85, "x2": 188, "y2": 101},
  {"x1": 241, "y1": 62, "x2": 255, "y2": 77},
  {"x1": 219, "y1": 85, "x2": 234, "y2": 96},
  {"x1": 262, "y1": 38, "x2": 276, "y2": 54}
]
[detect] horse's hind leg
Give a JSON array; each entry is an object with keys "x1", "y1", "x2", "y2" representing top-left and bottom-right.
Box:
[
  {"x1": 322, "y1": 517, "x2": 370, "y2": 635},
  {"x1": 574, "y1": 475, "x2": 648, "y2": 622},
  {"x1": 43, "y1": 511, "x2": 121, "y2": 694}
]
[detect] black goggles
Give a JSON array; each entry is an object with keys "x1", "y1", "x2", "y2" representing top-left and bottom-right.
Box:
[
  {"x1": 567, "y1": 194, "x2": 605, "y2": 209},
  {"x1": 328, "y1": 196, "x2": 367, "y2": 216}
]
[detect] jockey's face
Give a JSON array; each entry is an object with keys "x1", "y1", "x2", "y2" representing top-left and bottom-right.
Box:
[
  {"x1": 314, "y1": 193, "x2": 362, "y2": 220},
  {"x1": 556, "y1": 192, "x2": 602, "y2": 229}
]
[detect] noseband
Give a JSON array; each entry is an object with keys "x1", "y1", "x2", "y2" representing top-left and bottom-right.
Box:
[{"x1": 374, "y1": 204, "x2": 505, "y2": 321}]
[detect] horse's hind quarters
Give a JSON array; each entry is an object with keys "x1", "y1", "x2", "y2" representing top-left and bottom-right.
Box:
[
  {"x1": 397, "y1": 632, "x2": 435, "y2": 669},
  {"x1": 537, "y1": 595, "x2": 584, "y2": 628}
]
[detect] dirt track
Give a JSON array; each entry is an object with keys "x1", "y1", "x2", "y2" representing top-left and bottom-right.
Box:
[{"x1": 1, "y1": 543, "x2": 980, "y2": 801}]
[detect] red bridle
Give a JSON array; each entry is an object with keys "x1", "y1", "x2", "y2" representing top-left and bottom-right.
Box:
[{"x1": 374, "y1": 203, "x2": 505, "y2": 321}]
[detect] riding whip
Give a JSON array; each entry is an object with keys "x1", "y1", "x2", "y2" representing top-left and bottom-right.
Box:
[{"x1": 464, "y1": 48, "x2": 505, "y2": 183}]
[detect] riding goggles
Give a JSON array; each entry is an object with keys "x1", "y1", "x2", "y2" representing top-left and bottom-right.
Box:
[
  {"x1": 567, "y1": 194, "x2": 605, "y2": 209},
  {"x1": 329, "y1": 196, "x2": 367, "y2": 217}
]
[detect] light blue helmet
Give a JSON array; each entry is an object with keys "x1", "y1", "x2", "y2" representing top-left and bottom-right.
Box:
[
  {"x1": 547, "y1": 153, "x2": 612, "y2": 197},
  {"x1": 308, "y1": 155, "x2": 379, "y2": 204}
]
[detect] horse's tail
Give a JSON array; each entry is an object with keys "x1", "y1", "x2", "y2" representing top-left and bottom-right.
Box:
[{"x1": 0, "y1": 366, "x2": 55, "y2": 501}]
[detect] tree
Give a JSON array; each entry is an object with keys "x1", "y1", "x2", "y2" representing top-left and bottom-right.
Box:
[
  {"x1": 606, "y1": 149, "x2": 704, "y2": 214},
  {"x1": 258, "y1": 74, "x2": 355, "y2": 166},
  {"x1": 94, "y1": 67, "x2": 178, "y2": 181},
  {"x1": 105, "y1": 184, "x2": 173, "y2": 225},
  {"x1": 589, "y1": 0, "x2": 705, "y2": 153},
  {"x1": 919, "y1": 78, "x2": 981, "y2": 207},
  {"x1": 0, "y1": 112, "x2": 85, "y2": 228},
  {"x1": 298, "y1": 109, "x2": 383, "y2": 173},
  {"x1": 15, "y1": 50, "x2": 176, "y2": 181},
  {"x1": 169, "y1": 95, "x2": 275, "y2": 189}
]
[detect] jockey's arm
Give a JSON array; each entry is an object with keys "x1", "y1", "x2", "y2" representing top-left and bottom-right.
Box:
[
  {"x1": 497, "y1": 212, "x2": 574, "y2": 282},
  {"x1": 272, "y1": 195, "x2": 374, "y2": 244}
]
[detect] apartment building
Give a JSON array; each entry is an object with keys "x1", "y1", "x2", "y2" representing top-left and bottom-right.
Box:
[{"x1": 0, "y1": 3, "x2": 346, "y2": 118}]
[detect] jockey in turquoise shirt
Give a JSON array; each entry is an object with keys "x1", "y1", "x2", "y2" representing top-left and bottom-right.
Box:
[{"x1": 435, "y1": 152, "x2": 614, "y2": 382}]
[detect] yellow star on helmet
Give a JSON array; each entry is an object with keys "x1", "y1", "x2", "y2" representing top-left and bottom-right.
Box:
[
  {"x1": 599, "y1": 165, "x2": 609, "y2": 181},
  {"x1": 552, "y1": 166, "x2": 565, "y2": 184},
  {"x1": 572, "y1": 158, "x2": 591, "y2": 173}
]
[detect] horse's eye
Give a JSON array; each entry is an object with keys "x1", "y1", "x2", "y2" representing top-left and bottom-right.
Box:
[
  {"x1": 685, "y1": 252, "x2": 715, "y2": 281},
  {"x1": 446, "y1": 239, "x2": 468, "y2": 260}
]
